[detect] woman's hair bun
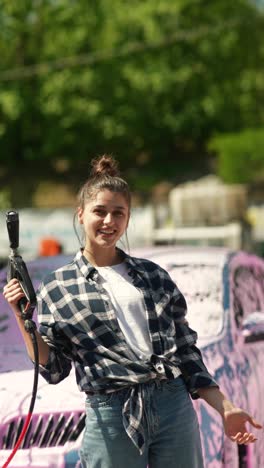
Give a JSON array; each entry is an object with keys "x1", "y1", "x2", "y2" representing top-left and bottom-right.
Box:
[{"x1": 90, "y1": 154, "x2": 120, "y2": 178}]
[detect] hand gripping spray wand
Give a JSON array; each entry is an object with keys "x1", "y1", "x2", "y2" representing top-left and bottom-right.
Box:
[{"x1": 3, "y1": 211, "x2": 39, "y2": 468}]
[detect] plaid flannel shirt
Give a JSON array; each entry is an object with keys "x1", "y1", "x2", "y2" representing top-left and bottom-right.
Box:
[{"x1": 37, "y1": 249, "x2": 218, "y2": 453}]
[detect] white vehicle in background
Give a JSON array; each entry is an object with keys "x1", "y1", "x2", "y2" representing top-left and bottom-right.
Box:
[{"x1": 0, "y1": 246, "x2": 264, "y2": 467}]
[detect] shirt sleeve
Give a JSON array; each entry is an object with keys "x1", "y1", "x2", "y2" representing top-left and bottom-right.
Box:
[
  {"x1": 175, "y1": 322, "x2": 219, "y2": 398},
  {"x1": 36, "y1": 283, "x2": 72, "y2": 384}
]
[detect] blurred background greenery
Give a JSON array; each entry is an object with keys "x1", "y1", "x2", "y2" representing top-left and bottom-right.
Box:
[{"x1": 0, "y1": 0, "x2": 263, "y2": 209}]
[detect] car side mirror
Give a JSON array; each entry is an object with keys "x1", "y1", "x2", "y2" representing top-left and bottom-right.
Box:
[{"x1": 242, "y1": 311, "x2": 264, "y2": 343}]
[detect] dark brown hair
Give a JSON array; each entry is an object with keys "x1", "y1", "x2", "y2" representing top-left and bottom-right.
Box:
[{"x1": 77, "y1": 154, "x2": 131, "y2": 210}]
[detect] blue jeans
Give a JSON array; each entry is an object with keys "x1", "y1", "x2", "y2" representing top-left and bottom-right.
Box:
[{"x1": 80, "y1": 376, "x2": 204, "y2": 468}]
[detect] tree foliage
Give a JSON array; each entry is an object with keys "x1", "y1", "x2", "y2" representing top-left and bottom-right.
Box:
[
  {"x1": 209, "y1": 128, "x2": 264, "y2": 183},
  {"x1": 0, "y1": 0, "x2": 263, "y2": 204}
]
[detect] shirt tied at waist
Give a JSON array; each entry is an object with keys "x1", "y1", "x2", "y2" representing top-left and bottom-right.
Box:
[{"x1": 85, "y1": 362, "x2": 182, "y2": 454}]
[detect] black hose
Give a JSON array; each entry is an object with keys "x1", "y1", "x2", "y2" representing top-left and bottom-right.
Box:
[{"x1": 2, "y1": 321, "x2": 39, "y2": 468}]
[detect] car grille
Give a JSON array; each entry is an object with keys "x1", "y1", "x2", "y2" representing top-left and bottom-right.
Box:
[{"x1": 0, "y1": 411, "x2": 85, "y2": 450}]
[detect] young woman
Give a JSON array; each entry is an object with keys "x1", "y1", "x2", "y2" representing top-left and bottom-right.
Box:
[{"x1": 3, "y1": 155, "x2": 262, "y2": 468}]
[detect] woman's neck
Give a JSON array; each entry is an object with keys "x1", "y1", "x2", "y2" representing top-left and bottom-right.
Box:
[{"x1": 83, "y1": 247, "x2": 122, "y2": 267}]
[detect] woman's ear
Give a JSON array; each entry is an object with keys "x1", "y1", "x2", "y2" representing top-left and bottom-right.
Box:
[{"x1": 77, "y1": 207, "x2": 84, "y2": 224}]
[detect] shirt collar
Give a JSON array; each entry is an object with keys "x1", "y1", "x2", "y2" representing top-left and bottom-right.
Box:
[
  {"x1": 73, "y1": 248, "x2": 145, "y2": 279},
  {"x1": 120, "y1": 248, "x2": 146, "y2": 275},
  {"x1": 74, "y1": 249, "x2": 96, "y2": 279}
]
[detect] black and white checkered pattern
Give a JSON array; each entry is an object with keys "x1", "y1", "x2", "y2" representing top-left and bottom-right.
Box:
[{"x1": 37, "y1": 249, "x2": 218, "y2": 453}]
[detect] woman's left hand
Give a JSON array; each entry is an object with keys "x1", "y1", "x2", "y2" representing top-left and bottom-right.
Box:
[
  {"x1": 198, "y1": 387, "x2": 263, "y2": 444},
  {"x1": 223, "y1": 407, "x2": 263, "y2": 444}
]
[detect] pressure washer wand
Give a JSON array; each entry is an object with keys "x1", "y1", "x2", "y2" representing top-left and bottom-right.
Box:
[{"x1": 6, "y1": 210, "x2": 36, "y2": 320}]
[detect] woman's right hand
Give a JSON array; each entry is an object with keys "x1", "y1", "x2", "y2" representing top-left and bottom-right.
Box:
[{"x1": 3, "y1": 278, "x2": 26, "y2": 317}]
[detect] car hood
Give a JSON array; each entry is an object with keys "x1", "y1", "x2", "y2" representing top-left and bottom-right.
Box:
[{"x1": 0, "y1": 364, "x2": 84, "y2": 423}]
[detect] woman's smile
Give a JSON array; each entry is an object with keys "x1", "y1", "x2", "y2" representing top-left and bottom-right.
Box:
[{"x1": 97, "y1": 229, "x2": 116, "y2": 237}]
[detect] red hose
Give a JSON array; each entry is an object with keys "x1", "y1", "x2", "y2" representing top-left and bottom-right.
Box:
[
  {"x1": 2, "y1": 316, "x2": 39, "y2": 468},
  {"x1": 2, "y1": 412, "x2": 33, "y2": 468}
]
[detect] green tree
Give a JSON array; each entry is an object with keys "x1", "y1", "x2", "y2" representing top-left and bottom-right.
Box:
[
  {"x1": 0, "y1": 0, "x2": 263, "y2": 204},
  {"x1": 209, "y1": 128, "x2": 264, "y2": 183}
]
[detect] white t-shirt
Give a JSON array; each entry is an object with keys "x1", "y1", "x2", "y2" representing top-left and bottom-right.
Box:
[{"x1": 97, "y1": 262, "x2": 153, "y2": 359}]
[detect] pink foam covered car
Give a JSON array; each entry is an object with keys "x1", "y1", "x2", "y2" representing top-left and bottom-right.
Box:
[{"x1": 0, "y1": 246, "x2": 263, "y2": 467}]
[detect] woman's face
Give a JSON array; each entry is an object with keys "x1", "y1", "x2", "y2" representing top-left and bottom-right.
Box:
[{"x1": 77, "y1": 189, "x2": 130, "y2": 252}]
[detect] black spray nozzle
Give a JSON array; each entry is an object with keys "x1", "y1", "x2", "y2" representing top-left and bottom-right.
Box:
[
  {"x1": 6, "y1": 210, "x2": 37, "y2": 316},
  {"x1": 6, "y1": 210, "x2": 19, "y2": 250}
]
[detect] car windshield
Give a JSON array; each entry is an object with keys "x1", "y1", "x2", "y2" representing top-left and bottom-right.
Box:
[{"x1": 168, "y1": 264, "x2": 224, "y2": 338}]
